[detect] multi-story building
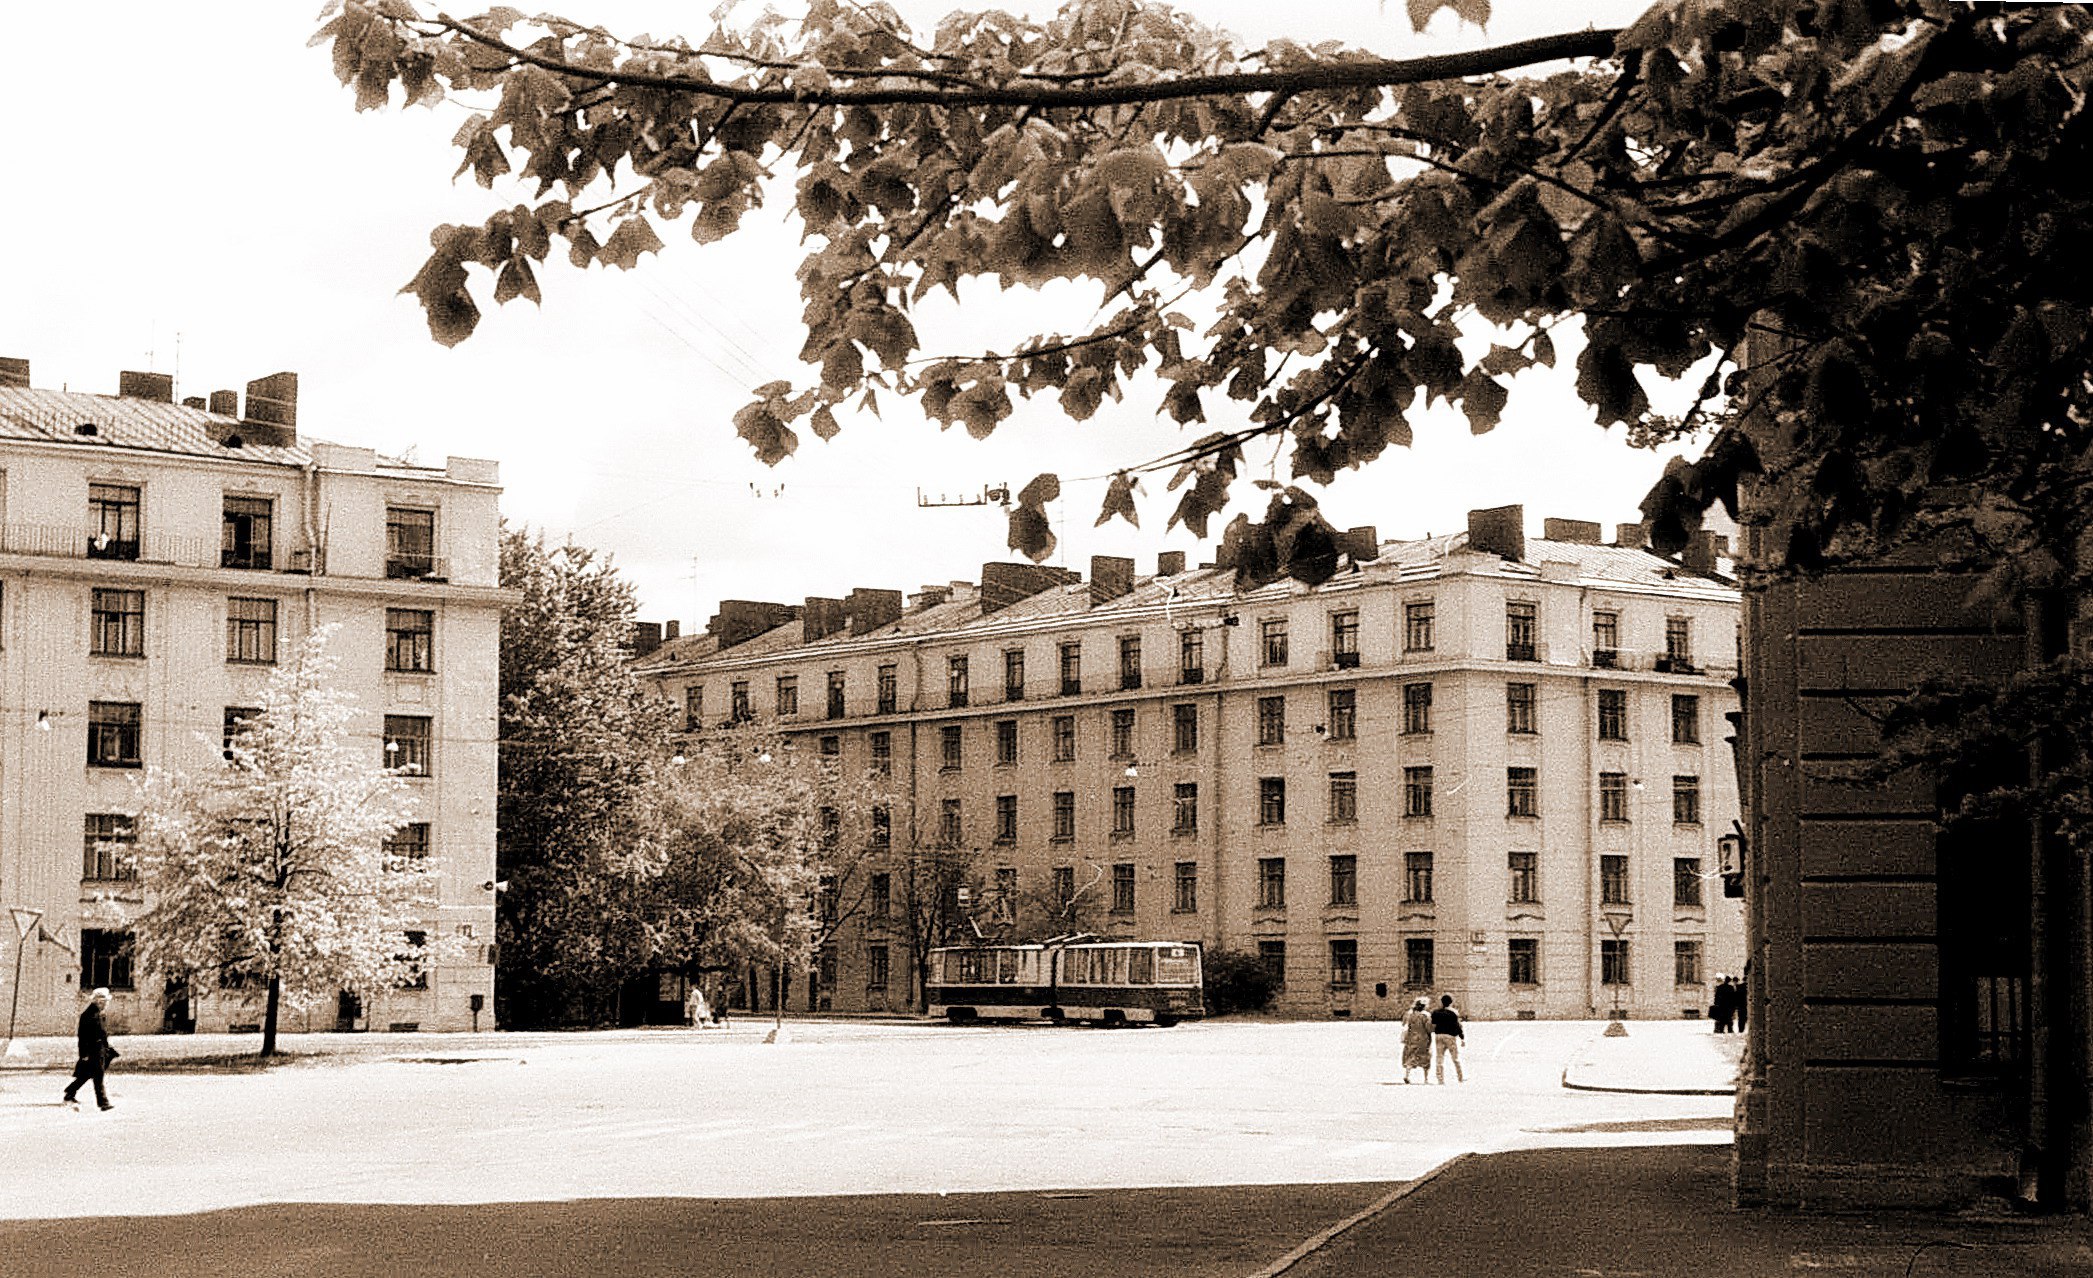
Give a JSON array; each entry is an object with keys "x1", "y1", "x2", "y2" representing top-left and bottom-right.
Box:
[
  {"x1": 634, "y1": 505, "x2": 1744, "y2": 1021},
  {"x1": 0, "y1": 359, "x2": 507, "y2": 1036}
]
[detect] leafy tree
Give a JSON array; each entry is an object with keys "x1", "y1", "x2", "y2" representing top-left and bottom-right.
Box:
[
  {"x1": 896, "y1": 845, "x2": 976, "y2": 1011},
  {"x1": 498, "y1": 526, "x2": 676, "y2": 1026},
  {"x1": 122, "y1": 629, "x2": 429, "y2": 1057},
  {"x1": 1201, "y1": 947, "x2": 1279, "y2": 1016}
]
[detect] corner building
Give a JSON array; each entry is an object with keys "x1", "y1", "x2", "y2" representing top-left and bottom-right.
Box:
[
  {"x1": 0, "y1": 360, "x2": 506, "y2": 1036},
  {"x1": 636, "y1": 506, "x2": 1743, "y2": 1020}
]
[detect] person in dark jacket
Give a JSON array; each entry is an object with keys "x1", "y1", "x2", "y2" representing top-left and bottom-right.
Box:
[
  {"x1": 62, "y1": 987, "x2": 117, "y2": 1111},
  {"x1": 1710, "y1": 975, "x2": 1736, "y2": 1033},
  {"x1": 1429, "y1": 994, "x2": 1465, "y2": 1084}
]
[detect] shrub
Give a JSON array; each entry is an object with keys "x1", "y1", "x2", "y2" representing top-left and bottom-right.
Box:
[{"x1": 1202, "y1": 948, "x2": 1278, "y2": 1016}]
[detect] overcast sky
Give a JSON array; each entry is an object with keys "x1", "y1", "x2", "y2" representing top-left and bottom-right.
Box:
[{"x1": 2, "y1": 0, "x2": 1688, "y2": 629}]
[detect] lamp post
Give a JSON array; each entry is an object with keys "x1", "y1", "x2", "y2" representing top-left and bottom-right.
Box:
[{"x1": 1601, "y1": 907, "x2": 1632, "y2": 1037}]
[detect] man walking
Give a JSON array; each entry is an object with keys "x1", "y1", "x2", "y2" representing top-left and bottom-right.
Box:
[
  {"x1": 62, "y1": 987, "x2": 117, "y2": 1111},
  {"x1": 1430, "y1": 994, "x2": 1465, "y2": 1084}
]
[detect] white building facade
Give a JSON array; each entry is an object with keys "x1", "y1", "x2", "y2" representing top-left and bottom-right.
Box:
[
  {"x1": 636, "y1": 507, "x2": 1744, "y2": 1021},
  {"x1": 0, "y1": 361, "x2": 506, "y2": 1036}
]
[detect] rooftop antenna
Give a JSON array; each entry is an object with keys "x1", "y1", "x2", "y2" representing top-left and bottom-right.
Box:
[{"x1": 916, "y1": 483, "x2": 1010, "y2": 509}]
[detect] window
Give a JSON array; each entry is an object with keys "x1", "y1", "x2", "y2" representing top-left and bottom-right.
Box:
[
  {"x1": 385, "y1": 506, "x2": 437, "y2": 578},
  {"x1": 870, "y1": 806, "x2": 891, "y2": 848},
  {"x1": 81, "y1": 929, "x2": 134, "y2": 991},
  {"x1": 1600, "y1": 771, "x2": 1630, "y2": 822},
  {"x1": 1172, "y1": 782, "x2": 1198, "y2": 834},
  {"x1": 947, "y1": 655, "x2": 969, "y2": 707},
  {"x1": 1674, "y1": 775, "x2": 1702, "y2": 826},
  {"x1": 1172, "y1": 703, "x2": 1198, "y2": 754},
  {"x1": 1672, "y1": 694, "x2": 1700, "y2": 745},
  {"x1": 1052, "y1": 865, "x2": 1076, "y2": 905},
  {"x1": 1110, "y1": 708, "x2": 1136, "y2": 759},
  {"x1": 817, "y1": 874, "x2": 840, "y2": 923},
  {"x1": 1329, "y1": 939, "x2": 1358, "y2": 989},
  {"x1": 870, "y1": 731, "x2": 892, "y2": 778},
  {"x1": 90, "y1": 588, "x2": 145, "y2": 657},
  {"x1": 993, "y1": 868, "x2": 1018, "y2": 921},
  {"x1": 775, "y1": 675, "x2": 798, "y2": 716},
  {"x1": 1602, "y1": 938, "x2": 1632, "y2": 985},
  {"x1": 1173, "y1": 861, "x2": 1197, "y2": 913},
  {"x1": 385, "y1": 608, "x2": 433, "y2": 673},
  {"x1": 1601, "y1": 854, "x2": 1630, "y2": 905},
  {"x1": 82, "y1": 814, "x2": 137, "y2": 882},
  {"x1": 875, "y1": 665, "x2": 898, "y2": 715},
  {"x1": 222, "y1": 494, "x2": 273, "y2": 569},
  {"x1": 1328, "y1": 771, "x2": 1357, "y2": 824},
  {"x1": 1405, "y1": 851, "x2": 1434, "y2": 904},
  {"x1": 1257, "y1": 695, "x2": 1286, "y2": 746},
  {"x1": 1675, "y1": 940, "x2": 1704, "y2": 986},
  {"x1": 867, "y1": 944, "x2": 890, "y2": 989},
  {"x1": 1592, "y1": 609, "x2": 1620, "y2": 659},
  {"x1": 1402, "y1": 682, "x2": 1432, "y2": 734},
  {"x1": 1052, "y1": 715, "x2": 1076, "y2": 762},
  {"x1": 383, "y1": 822, "x2": 431, "y2": 871},
  {"x1": 835, "y1": 670, "x2": 854, "y2": 719},
  {"x1": 1327, "y1": 688, "x2": 1357, "y2": 742},
  {"x1": 1404, "y1": 766, "x2": 1433, "y2": 818},
  {"x1": 1004, "y1": 649, "x2": 1025, "y2": 701},
  {"x1": 819, "y1": 807, "x2": 841, "y2": 852},
  {"x1": 1509, "y1": 938, "x2": 1539, "y2": 985},
  {"x1": 1506, "y1": 600, "x2": 1538, "y2": 661},
  {"x1": 1675, "y1": 857, "x2": 1705, "y2": 907},
  {"x1": 1506, "y1": 682, "x2": 1537, "y2": 734},
  {"x1": 1597, "y1": 689, "x2": 1628, "y2": 741},
  {"x1": 995, "y1": 719, "x2": 1018, "y2": 766},
  {"x1": 224, "y1": 597, "x2": 278, "y2": 665},
  {"x1": 1051, "y1": 791, "x2": 1075, "y2": 841},
  {"x1": 1509, "y1": 851, "x2": 1538, "y2": 904},
  {"x1": 730, "y1": 681, "x2": 750, "y2": 722},
  {"x1": 817, "y1": 734, "x2": 838, "y2": 757},
  {"x1": 1258, "y1": 776, "x2": 1286, "y2": 826},
  {"x1": 1260, "y1": 617, "x2": 1289, "y2": 667},
  {"x1": 88, "y1": 701, "x2": 142, "y2": 768},
  {"x1": 223, "y1": 706, "x2": 260, "y2": 761},
  {"x1": 1111, "y1": 863, "x2": 1135, "y2": 914},
  {"x1": 1405, "y1": 938, "x2": 1434, "y2": 988},
  {"x1": 1119, "y1": 635, "x2": 1142, "y2": 689},
  {"x1": 396, "y1": 930, "x2": 430, "y2": 989},
  {"x1": 1330, "y1": 610, "x2": 1360, "y2": 667},
  {"x1": 1665, "y1": 617, "x2": 1694, "y2": 670},
  {"x1": 1112, "y1": 786, "x2": 1135, "y2": 836},
  {"x1": 870, "y1": 873, "x2": 891, "y2": 921},
  {"x1": 940, "y1": 798, "x2": 964, "y2": 847},
  {"x1": 940, "y1": 725, "x2": 962, "y2": 771},
  {"x1": 88, "y1": 484, "x2": 141, "y2": 560},
  {"x1": 1179, "y1": 629, "x2": 1204, "y2": 684},
  {"x1": 684, "y1": 685, "x2": 703, "y2": 732},
  {"x1": 1404, "y1": 600, "x2": 1434, "y2": 652},
  {"x1": 1060, "y1": 642, "x2": 1082, "y2": 695},
  {"x1": 1507, "y1": 766, "x2": 1538, "y2": 817},
  {"x1": 1259, "y1": 940, "x2": 1287, "y2": 990},
  {"x1": 383, "y1": 715, "x2": 432, "y2": 776},
  {"x1": 1329, "y1": 854, "x2": 1357, "y2": 907},
  {"x1": 1257, "y1": 857, "x2": 1286, "y2": 908}
]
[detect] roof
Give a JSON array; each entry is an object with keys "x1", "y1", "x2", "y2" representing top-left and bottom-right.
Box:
[{"x1": 0, "y1": 385, "x2": 426, "y2": 473}]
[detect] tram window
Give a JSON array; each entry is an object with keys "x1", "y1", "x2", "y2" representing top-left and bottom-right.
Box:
[
  {"x1": 1157, "y1": 948, "x2": 1196, "y2": 983},
  {"x1": 1129, "y1": 948, "x2": 1154, "y2": 985},
  {"x1": 998, "y1": 950, "x2": 1019, "y2": 983}
]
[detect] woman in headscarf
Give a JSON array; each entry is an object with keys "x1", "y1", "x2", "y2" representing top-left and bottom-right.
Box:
[{"x1": 1400, "y1": 998, "x2": 1433, "y2": 1083}]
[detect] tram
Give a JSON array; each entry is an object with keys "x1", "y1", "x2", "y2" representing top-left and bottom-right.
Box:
[{"x1": 926, "y1": 938, "x2": 1204, "y2": 1026}]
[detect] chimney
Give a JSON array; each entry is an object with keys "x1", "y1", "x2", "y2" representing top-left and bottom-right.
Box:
[
  {"x1": 1466, "y1": 504, "x2": 1525, "y2": 562},
  {"x1": 1157, "y1": 550, "x2": 1186, "y2": 577},
  {"x1": 630, "y1": 621, "x2": 664, "y2": 658},
  {"x1": 803, "y1": 597, "x2": 847, "y2": 644},
  {"x1": 1338, "y1": 526, "x2": 1380, "y2": 562},
  {"x1": 182, "y1": 396, "x2": 207, "y2": 409},
  {"x1": 910, "y1": 584, "x2": 953, "y2": 611},
  {"x1": 1543, "y1": 518, "x2": 1603, "y2": 545},
  {"x1": 706, "y1": 600, "x2": 799, "y2": 650},
  {"x1": 209, "y1": 389, "x2": 239, "y2": 417},
  {"x1": 844, "y1": 588, "x2": 904, "y2": 635},
  {"x1": 665, "y1": 620, "x2": 680, "y2": 640},
  {"x1": 240, "y1": 371, "x2": 298, "y2": 447},
  {"x1": 0, "y1": 357, "x2": 29, "y2": 388},
  {"x1": 1682, "y1": 530, "x2": 1720, "y2": 576},
  {"x1": 980, "y1": 562, "x2": 1079, "y2": 613},
  {"x1": 1089, "y1": 555, "x2": 1135, "y2": 607},
  {"x1": 1614, "y1": 522, "x2": 1647, "y2": 549},
  {"x1": 118, "y1": 370, "x2": 174, "y2": 403}
]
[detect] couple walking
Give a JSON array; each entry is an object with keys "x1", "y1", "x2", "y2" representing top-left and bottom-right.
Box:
[{"x1": 1401, "y1": 995, "x2": 1464, "y2": 1084}]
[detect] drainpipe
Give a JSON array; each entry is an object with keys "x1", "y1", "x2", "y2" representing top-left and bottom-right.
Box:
[{"x1": 1208, "y1": 615, "x2": 1232, "y2": 955}]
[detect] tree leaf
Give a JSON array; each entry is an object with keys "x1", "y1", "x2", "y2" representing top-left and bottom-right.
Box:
[
  {"x1": 1097, "y1": 471, "x2": 1142, "y2": 528},
  {"x1": 1459, "y1": 370, "x2": 1508, "y2": 434}
]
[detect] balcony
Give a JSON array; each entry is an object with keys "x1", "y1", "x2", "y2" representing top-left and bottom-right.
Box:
[
  {"x1": 1592, "y1": 649, "x2": 1619, "y2": 669},
  {"x1": 385, "y1": 553, "x2": 449, "y2": 582},
  {"x1": 6, "y1": 522, "x2": 211, "y2": 569}
]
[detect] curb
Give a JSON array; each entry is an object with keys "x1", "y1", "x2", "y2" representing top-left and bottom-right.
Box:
[
  {"x1": 1560, "y1": 1066, "x2": 1734, "y2": 1096},
  {"x1": 1244, "y1": 1153, "x2": 1471, "y2": 1278}
]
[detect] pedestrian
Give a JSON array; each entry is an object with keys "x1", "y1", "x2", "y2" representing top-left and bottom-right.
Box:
[
  {"x1": 1429, "y1": 994, "x2": 1465, "y2": 1084},
  {"x1": 1710, "y1": 974, "x2": 1735, "y2": 1033},
  {"x1": 62, "y1": 987, "x2": 118, "y2": 1111},
  {"x1": 1735, "y1": 969, "x2": 1748, "y2": 1033},
  {"x1": 1400, "y1": 999, "x2": 1433, "y2": 1083}
]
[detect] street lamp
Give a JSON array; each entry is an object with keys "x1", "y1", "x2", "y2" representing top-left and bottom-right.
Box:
[{"x1": 1601, "y1": 907, "x2": 1632, "y2": 1036}]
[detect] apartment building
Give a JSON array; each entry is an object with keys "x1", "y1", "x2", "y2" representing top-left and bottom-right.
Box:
[
  {"x1": 0, "y1": 359, "x2": 506, "y2": 1036},
  {"x1": 633, "y1": 505, "x2": 1744, "y2": 1021}
]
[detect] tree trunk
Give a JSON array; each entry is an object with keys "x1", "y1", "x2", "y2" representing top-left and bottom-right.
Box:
[{"x1": 261, "y1": 975, "x2": 282, "y2": 1058}]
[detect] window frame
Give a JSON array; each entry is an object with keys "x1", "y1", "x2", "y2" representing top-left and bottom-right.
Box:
[
  {"x1": 383, "y1": 607, "x2": 433, "y2": 674},
  {"x1": 221, "y1": 494, "x2": 274, "y2": 570},
  {"x1": 90, "y1": 587, "x2": 146, "y2": 658},
  {"x1": 87, "y1": 701, "x2": 142, "y2": 769},
  {"x1": 383, "y1": 714, "x2": 433, "y2": 777}
]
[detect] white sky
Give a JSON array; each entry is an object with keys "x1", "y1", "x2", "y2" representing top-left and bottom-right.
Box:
[{"x1": 1, "y1": 0, "x2": 1689, "y2": 629}]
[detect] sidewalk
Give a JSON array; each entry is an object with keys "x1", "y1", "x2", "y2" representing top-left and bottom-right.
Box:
[
  {"x1": 1279, "y1": 1144, "x2": 2093, "y2": 1278},
  {"x1": 1559, "y1": 1019, "x2": 1746, "y2": 1094}
]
